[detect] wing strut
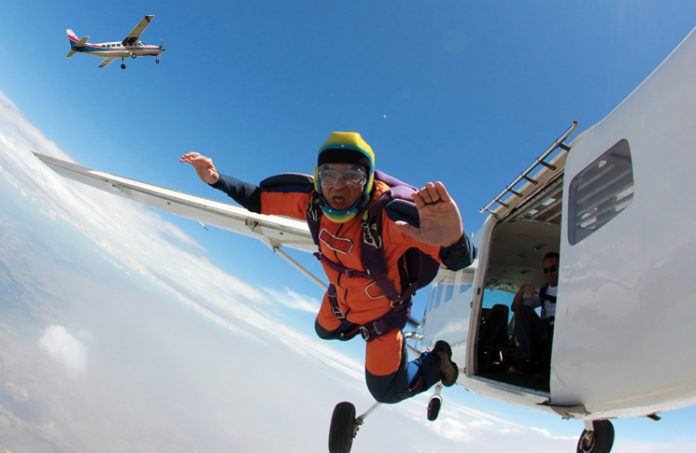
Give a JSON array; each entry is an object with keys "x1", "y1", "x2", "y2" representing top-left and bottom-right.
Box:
[{"x1": 271, "y1": 244, "x2": 327, "y2": 290}]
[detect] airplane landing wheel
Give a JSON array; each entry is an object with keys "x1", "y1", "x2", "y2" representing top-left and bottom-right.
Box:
[
  {"x1": 427, "y1": 384, "x2": 443, "y2": 421},
  {"x1": 155, "y1": 58, "x2": 160, "y2": 64},
  {"x1": 329, "y1": 401, "x2": 357, "y2": 453},
  {"x1": 577, "y1": 420, "x2": 614, "y2": 453},
  {"x1": 120, "y1": 63, "x2": 126, "y2": 70},
  {"x1": 427, "y1": 395, "x2": 442, "y2": 421}
]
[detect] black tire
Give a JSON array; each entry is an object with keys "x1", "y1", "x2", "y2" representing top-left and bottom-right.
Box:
[
  {"x1": 576, "y1": 420, "x2": 615, "y2": 453},
  {"x1": 427, "y1": 395, "x2": 442, "y2": 421},
  {"x1": 329, "y1": 402, "x2": 357, "y2": 453},
  {"x1": 120, "y1": 64, "x2": 126, "y2": 69}
]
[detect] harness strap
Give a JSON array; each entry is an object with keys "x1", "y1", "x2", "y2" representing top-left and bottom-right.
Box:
[
  {"x1": 314, "y1": 252, "x2": 372, "y2": 280},
  {"x1": 360, "y1": 192, "x2": 402, "y2": 303},
  {"x1": 314, "y1": 251, "x2": 411, "y2": 307},
  {"x1": 326, "y1": 284, "x2": 345, "y2": 320},
  {"x1": 539, "y1": 283, "x2": 557, "y2": 319},
  {"x1": 358, "y1": 301, "x2": 412, "y2": 342},
  {"x1": 539, "y1": 283, "x2": 557, "y2": 303}
]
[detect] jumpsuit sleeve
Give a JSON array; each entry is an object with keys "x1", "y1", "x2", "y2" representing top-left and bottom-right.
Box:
[
  {"x1": 438, "y1": 233, "x2": 475, "y2": 271},
  {"x1": 210, "y1": 173, "x2": 313, "y2": 220},
  {"x1": 210, "y1": 174, "x2": 261, "y2": 213}
]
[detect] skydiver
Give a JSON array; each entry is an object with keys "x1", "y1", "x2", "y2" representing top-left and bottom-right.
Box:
[{"x1": 180, "y1": 132, "x2": 474, "y2": 403}]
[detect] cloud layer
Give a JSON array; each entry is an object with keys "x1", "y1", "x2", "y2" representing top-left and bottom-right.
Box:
[{"x1": 1, "y1": 90, "x2": 693, "y2": 452}]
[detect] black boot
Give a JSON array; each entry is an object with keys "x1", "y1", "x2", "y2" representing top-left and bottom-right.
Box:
[{"x1": 433, "y1": 340, "x2": 459, "y2": 387}]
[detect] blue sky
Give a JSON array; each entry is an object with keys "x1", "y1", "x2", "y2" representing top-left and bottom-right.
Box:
[
  {"x1": 2, "y1": 0, "x2": 694, "y2": 286},
  {"x1": 1, "y1": 1, "x2": 696, "y2": 450}
]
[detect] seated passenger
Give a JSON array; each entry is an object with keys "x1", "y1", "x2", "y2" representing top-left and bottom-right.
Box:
[{"x1": 509, "y1": 252, "x2": 559, "y2": 374}]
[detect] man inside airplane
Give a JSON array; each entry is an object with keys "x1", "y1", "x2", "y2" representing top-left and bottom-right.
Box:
[
  {"x1": 509, "y1": 252, "x2": 559, "y2": 374},
  {"x1": 180, "y1": 131, "x2": 474, "y2": 404}
]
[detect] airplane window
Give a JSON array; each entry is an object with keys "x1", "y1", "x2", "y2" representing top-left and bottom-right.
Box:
[
  {"x1": 432, "y1": 285, "x2": 443, "y2": 310},
  {"x1": 568, "y1": 138, "x2": 634, "y2": 245},
  {"x1": 425, "y1": 290, "x2": 434, "y2": 314},
  {"x1": 444, "y1": 284, "x2": 455, "y2": 303}
]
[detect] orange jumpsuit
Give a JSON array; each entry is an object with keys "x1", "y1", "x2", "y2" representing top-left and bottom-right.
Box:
[{"x1": 212, "y1": 174, "x2": 473, "y2": 402}]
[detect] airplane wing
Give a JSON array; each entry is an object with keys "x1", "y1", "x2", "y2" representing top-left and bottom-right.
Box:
[
  {"x1": 122, "y1": 15, "x2": 154, "y2": 45},
  {"x1": 33, "y1": 153, "x2": 316, "y2": 254},
  {"x1": 98, "y1": 57, "x2": 115, "y2": 68}
]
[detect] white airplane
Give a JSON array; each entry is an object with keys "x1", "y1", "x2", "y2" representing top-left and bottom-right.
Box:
[
  {"x1": 36, "y1": 26, "x2": 696, "y2": 453},
  {"x1": 66, "y1": 15, "x2": 164, "y2": 69}
]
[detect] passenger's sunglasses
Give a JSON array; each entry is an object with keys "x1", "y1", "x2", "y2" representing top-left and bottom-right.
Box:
[
  {"x1": 543, "y1": 265, "x2": 558, "y2": 274},
  {"x1": 319, "y1": 167, "x2": 366, "y2": 189}
]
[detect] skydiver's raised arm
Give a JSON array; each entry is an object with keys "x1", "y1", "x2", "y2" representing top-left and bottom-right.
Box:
[
  {"x1": 393, "y1": 181, "x2": 463, "y2": 247},
  {"x1": 392, "y1": 181, "x2": 474, "y2": 271},
  {"x1": 179, "y1": 152, "x2": 261, "y2": 213}
]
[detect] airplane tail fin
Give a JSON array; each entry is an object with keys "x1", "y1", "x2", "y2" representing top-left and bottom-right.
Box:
[{"x1": 66, "y1": 29, "x2": 89, "y2": 57}]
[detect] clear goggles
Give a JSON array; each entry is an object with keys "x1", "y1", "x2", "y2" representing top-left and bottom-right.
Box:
[{"x1": 318, "y1": 165, "x2": 367, "y2": 189}]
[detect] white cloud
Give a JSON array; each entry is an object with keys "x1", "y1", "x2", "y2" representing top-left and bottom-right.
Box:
[
  {"x1": 265, "y1": 287, "x2": 320, "y2": 313},
  {"x1": 37, "y1": 325, "x2": 87, "y2": 375}
]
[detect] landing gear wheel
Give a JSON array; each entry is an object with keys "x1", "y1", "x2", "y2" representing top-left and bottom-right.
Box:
[
  {"x1": 427, "y1": 395, "x2": 442, "y2": 421},
  {"x1": 329, "y1": 402, "x2": 357, "y2": 453},
  {"x1": 120, "y1": 63, "x2": 126, "y2": 69},
  {"x1": 577, "y1": 420, "x2": 614, "y2": 453},
  {"x1": 155, "y1": 58, "x2": 160, "y2": 64},
  {"x1": 427, "y1": 384, "x2": 443, "y2": 421}
]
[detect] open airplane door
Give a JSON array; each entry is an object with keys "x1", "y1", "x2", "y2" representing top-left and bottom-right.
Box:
[{"x1": 550, "y1": 28, "x2": 696, "y2": 417}]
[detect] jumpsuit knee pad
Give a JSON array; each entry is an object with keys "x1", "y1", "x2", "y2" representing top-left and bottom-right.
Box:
[
  {"x1": 314, "y1": 319, "x2": 335, "y2": 339},
  {"x1": 315, "y1": 319, "x2": 359, "y2": 341},
  {"x1": 365, "y1": 369, "x2": 406, "y2": 404}
]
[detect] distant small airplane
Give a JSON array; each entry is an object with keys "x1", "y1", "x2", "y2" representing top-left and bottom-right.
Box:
[{"x1": 66, "y1": 15, "x2": 164, "y2": 69}]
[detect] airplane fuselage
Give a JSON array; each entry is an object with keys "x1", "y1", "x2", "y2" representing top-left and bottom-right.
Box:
[
  {"x1": 68, "y1": 33, "x2": 163, "y2": 58},
  {"x1": 72, "y1": 43, "x2": 163, "y2": 58},
  {"x1": 417, "y1": 27, "x2": 696, "y2": 425}
]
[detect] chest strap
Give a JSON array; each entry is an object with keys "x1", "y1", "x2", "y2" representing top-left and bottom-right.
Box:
[{"x1": 315, "y1": 252, "x2": 418, "y2": 307}]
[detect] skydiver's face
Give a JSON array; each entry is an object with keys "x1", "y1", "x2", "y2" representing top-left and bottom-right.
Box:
[
  {"x1": 543, "y1": 256, "x2": 559, "y2": 287},
  {"x1": 319, "y1": 163, "x2": 366, "y2": 211}
]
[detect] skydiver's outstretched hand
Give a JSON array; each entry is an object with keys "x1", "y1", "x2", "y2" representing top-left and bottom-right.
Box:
[
  {"x1": 394, "y1": 181, "x2": 464, "y2": 247},
  {"x1": 179, "y1": 152, "x2": 220, "y2": 184}
]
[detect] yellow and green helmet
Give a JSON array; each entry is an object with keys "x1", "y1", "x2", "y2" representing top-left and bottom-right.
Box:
[{"x1": 314, "y1": 132, "x2": 376, "y2": 223}]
